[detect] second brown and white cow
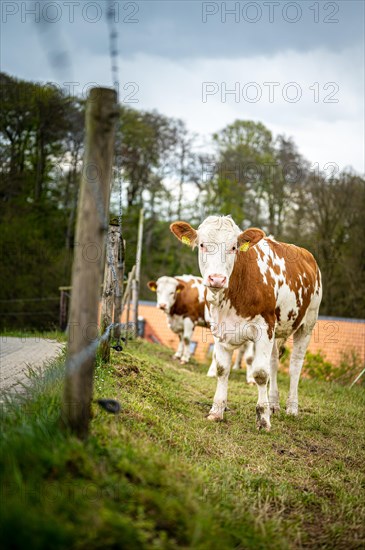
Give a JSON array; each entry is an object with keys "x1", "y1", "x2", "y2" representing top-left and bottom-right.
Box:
[
  {"x1": 170, "y1": 215, "x2": 322, "y2": 431},
  {"x1": 147, "y1": 275, "x2": 207, "y2": 364}
]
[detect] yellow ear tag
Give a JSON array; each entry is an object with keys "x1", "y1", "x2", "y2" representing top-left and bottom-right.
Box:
[
  {"x1": 176, "y1": 288, "x2": 181, "y2": 293},
  {"x1": 181, "y1": 236, "x2": 190, "y2": 246},
  {"x1": 239, "y1": 241, "x2": 250, "y2": 252}
]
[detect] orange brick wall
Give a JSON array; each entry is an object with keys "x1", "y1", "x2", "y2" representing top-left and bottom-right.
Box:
[{"x1": 129, "y1": 302, "x2": 365, "y2": 366}]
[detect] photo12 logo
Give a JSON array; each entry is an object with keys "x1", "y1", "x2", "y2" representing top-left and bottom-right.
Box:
[
  {"x1": 1, "y1": 1, "x2": 140, "y2": 24},
  {"x1": 202, "y1": 81, "x2": 340, "y2": 103},
  {"x1": 61, "y1": 81, "x2": 140, "y2": 104},
  {"x1": 201, "y1": 2, "x2": 340, "y2": 24}
]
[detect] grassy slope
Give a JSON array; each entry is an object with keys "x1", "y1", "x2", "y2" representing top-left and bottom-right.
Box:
[{"x1": 1, "y1": 340, "x2": 364, "y2": 550}]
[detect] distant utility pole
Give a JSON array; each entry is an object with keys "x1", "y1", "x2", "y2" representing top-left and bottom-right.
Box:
[
  {"x1": 131, "y1": 208, "x2": 144, "y2": 337},
  {"x1": 62, "y1": 87, "x2": 117, "y2": 439}
]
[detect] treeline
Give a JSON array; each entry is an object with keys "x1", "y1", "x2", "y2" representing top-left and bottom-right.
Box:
[{"x1": 0, "y1": 72, "x2": 364, "y2": 329}]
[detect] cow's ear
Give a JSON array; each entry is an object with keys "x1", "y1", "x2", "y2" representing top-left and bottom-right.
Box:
[
  {"x1": 147, "y1": 281, "x2": 157, "y2": 292},
  {"x1": 170, "y1": 221, "x2": 197, "y2": 248},
  {"x1": 238, "y1": 228, "x2": 265, "y2": 251},
  {"x1": 175, "y1": 283, "x2": 184, "y2": 294}
]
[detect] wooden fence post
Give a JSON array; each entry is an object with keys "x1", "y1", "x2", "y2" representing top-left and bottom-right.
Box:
[
  {"x1": 100, "y1": 223, "x2": 119, "y2": 362},
  {"x1": 62, "y1": 87, "x2": 117, "y2": 438},
  {"x1": 113, "y1": 238, "x2": 125, "y2": 340},
  {"x1": 121, "y1": 265, "x2": 135, "y2": 341},
  {"x1": 131, "y1": 208, "x2": 144, "y2": 338},
  {"x1": 122, "y1": 265, "x2": 136, "y2": 311}
]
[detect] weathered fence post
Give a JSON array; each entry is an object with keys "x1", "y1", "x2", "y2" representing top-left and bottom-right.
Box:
[
  {"x1": 126, "y1": 289, "x2": 132, "y2": 339},
  {"x1": 62, "y1": 87, "x2": 117, "y2": 438},
  {"x1": 113, "y1": 238, "x2": 125, "y2": 341},
  {"x1": 122, "y1": 265, "x2": 136, "y2": 341},
  {"x1": 131, "y1": 208, "x2": 144, "y2": 337},
  {"x1": 100, "y1": 222, "x2": 119, "y2": 362}
]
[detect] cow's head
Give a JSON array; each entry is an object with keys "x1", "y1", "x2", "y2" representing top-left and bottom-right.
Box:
[
  {"x1": 147, "y1": 276, "x2": 184, "y2": 312},
  {"x1": 170, "y1": 216, "x2": 265, "y2": 289}
]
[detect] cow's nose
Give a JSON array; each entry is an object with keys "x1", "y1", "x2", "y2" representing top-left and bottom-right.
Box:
[
  {"x1": 159, "y1": 303, "x2": 167, "y2": 310},
  {"x1": 207, "y1": 274, "x2": 227, "y2": 288}
]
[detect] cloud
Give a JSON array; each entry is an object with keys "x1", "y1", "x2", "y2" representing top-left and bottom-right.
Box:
[
  {"x1": 117, "y1": 47, "x2": 364, "y2": 172},
  {"x1": 1, "y1": 1, "x2": 363, "y2": 173}
]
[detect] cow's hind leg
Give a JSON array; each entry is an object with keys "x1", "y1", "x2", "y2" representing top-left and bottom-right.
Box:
[
  {"x1": 180, "y1": 318, "x2": 195, "y2": 364},
  {"x1": 207, "y1": 343, "x2": 233, "y2": 421},
  {"x1": 251, "y1": 337, "x2": 274, "y2": 431},
  {"x1": 269, "y1": 340, "x2": 281, "y2": 413},
  {"x1": 287, "y1": 327, "x2": 311, "y2": 415},
  {"x1": 232, "y1": 346, "x2": 244, "y2": 371},
  {"x1": 244, "y1": 341, "x2": 255, "y2": 384},
  {"x1": 173, "y1": 334, "x2": 184, "y2": 360}
]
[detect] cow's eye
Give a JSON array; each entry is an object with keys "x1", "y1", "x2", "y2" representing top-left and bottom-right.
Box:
[
  {"x1": 200, "y1": 243, "x2": 204, "y2": 248},
  {"x1": 232, "y1": 246, "x2": 236, "y2": 251}
]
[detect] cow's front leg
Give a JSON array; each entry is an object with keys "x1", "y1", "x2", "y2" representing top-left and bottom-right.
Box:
[
  {"x1": 251, "y1": 335, "x2": 274, "y2": 431},
  {"x1": 173, "y1": 334, "x2": 184, "y2": 360},
  {"x1": 180, "y1": 318, "x2": 195, "y2": 364},
  {"x1": 207, "y1": 349, "x2": 217, "y2": 377},
  {"x1": 207, "y1": 343, "x2": 233, "y2": 421}
]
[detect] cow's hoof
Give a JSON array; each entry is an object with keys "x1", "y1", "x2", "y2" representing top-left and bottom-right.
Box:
[
  {"x1": 247, "y1": 380, "x2": 256, "y2": 386},
  {"x1": 270, "y1": 403, "x2": 281, "y2": 414},
  {"x1": 256, "y1": 405, "x2": 271, "y2": 432},
  {"x1": 207, "y1": 413, "x2": 223, "y2": 422},
  {"x1": 206, "y1": 371, "x2": 217, "y2": 378},
  {"x1": 180, "y1": 359, "x2": 189, "y2": 365},
  {"x1": 286, "y1": 404, "x2": 298, "y2": 416},
  {"x1": 256, "y1": 419, "x2": 271, "y2": 432},
  {"x1": 173, "y1": 355, "x2": 181, "y2": 361}
]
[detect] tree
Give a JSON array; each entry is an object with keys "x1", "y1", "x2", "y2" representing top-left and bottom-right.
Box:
[
  {"x1": 0, "y1": 71, "x2": 364, "y2": 326},
  {"x1": 119, "y1": 107, "x2": 177, "y2": 208},
  {"x1": 289, "y1": 171, "x2": 365, "y2": 317}
]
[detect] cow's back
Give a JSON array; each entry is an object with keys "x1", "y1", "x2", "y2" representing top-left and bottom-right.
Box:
[
  {"x1": 171, "y1": 276, "x2": 206, "y2": 323},
  {"x1": 227, "y1": 237, "x2": 321, "y2": 339}
]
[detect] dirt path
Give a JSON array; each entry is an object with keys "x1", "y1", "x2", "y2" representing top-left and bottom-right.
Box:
[{"x1": 0, "y1": 336, "x2": 64, "y2": 396}]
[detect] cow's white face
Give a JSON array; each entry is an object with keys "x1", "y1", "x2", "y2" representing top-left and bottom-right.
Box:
[
  {"x1": 197, "y1": 217, "x2": 241, "y2": 288},
  {"x1": 147, "y1": 276, "x2": 183, "y2": 312},
  {"x1": 170, "y1": 216, "x2": 265, "y2": 289}
]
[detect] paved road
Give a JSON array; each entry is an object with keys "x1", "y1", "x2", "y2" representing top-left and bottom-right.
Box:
[{"x1": 0, "y1": 336, "x2": 64, "y2": 396}]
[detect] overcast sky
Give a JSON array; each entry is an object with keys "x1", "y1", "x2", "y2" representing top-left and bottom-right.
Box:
[{"x1": 1, "y1": 0, "x2": 364, "y2": 173}]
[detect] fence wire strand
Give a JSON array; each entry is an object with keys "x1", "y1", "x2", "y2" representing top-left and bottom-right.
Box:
[
  {"x1": 106, "y1": 0, "x2": 125, "y2": 315},
  {"x1": 106, "y1": 1, "x2": 120, "y2": 99},
  {"x1": 67, "y1": 322, "x2": 117, "y2": 374}
]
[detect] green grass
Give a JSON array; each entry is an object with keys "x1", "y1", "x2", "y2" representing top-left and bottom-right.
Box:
[{"x1": 1, "y1": 340, "x2": 364, "y2": 549}]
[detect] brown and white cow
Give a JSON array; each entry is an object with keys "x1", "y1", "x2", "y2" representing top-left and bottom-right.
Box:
[
  {"x1": 170, "y1": 215, "x2": 322, "y2": 431},
  {"x1": 148, "y1": 276, "x2": 256, "y2": 378},
  {"x1": 147, "y1": 275, "x2": 208, "y2": 364}
]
